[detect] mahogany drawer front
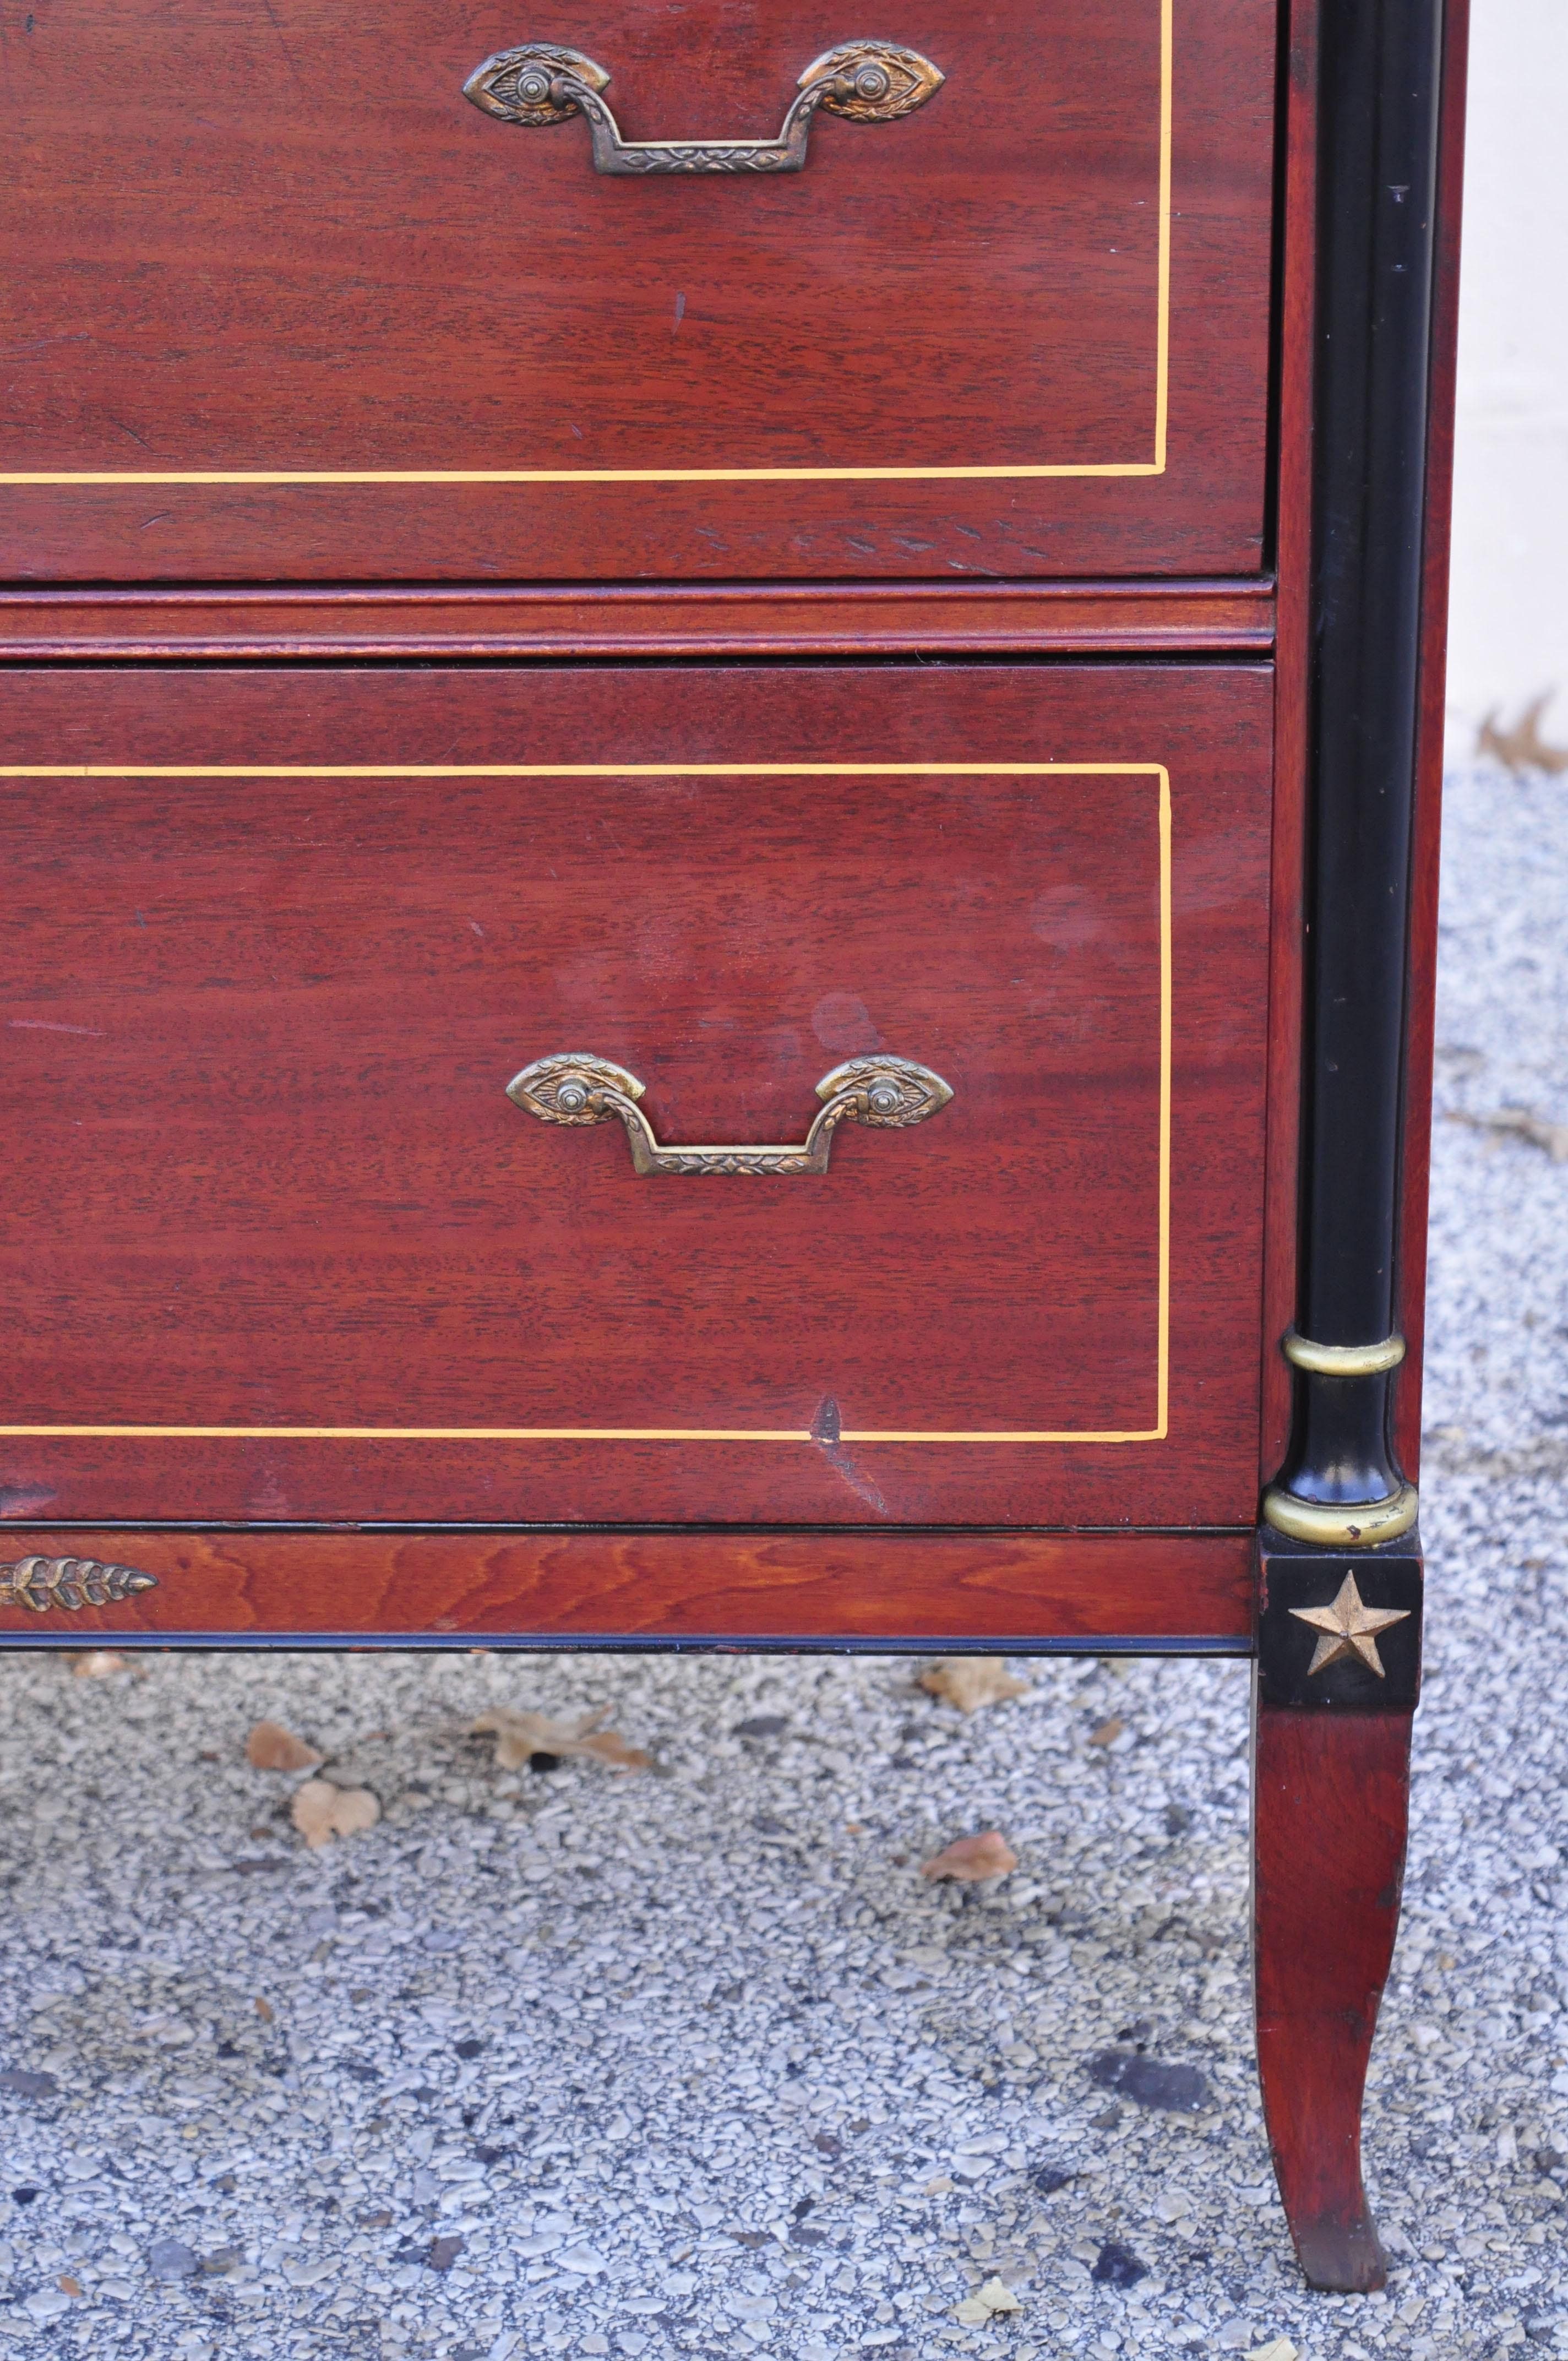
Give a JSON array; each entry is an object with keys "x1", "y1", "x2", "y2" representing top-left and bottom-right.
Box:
[
  {"x1": 0, "y1": 0, "x2": 1274, "y2": 584},
  {"x1": 0, "y1": 662, "x2": 1271, "y2": 1530},
  {"x1": 0, "y1": 1530, "x2": 1256, "y2": 1647}
]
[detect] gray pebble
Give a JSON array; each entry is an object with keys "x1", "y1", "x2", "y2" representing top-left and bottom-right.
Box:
[
  {"x1": 1086, "y1": 2047, "x2": 1212, "y2": 2114},
  {"x1": 1090, "y1": 2237, "x2": 1149, "y2": 2287},
  {"x1": 145, "y1": 2236, "x2": 198, "y2": 2280},
  {"x1": 0, "y1": 2071, "x2": 56, "y2": 2100}
]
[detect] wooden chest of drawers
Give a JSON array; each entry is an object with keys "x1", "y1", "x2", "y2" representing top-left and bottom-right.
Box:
[{"x1": 0, "y1": 0, "x2": 1467, "y2": 2300}]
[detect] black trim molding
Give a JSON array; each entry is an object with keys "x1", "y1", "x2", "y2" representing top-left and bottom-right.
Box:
[{"x1": 1267, "y1": 0, "x2": 1445, "y2": 1538}]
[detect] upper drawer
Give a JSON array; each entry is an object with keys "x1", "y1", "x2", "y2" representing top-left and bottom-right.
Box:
[{"x1": 1, "y1": 0, "x2": 1276, "y2": 584}]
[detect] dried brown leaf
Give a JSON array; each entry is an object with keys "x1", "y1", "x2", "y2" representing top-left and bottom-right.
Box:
[
  {"x1": 956, "y1": 2276, "x2": 1023, "y2": 2323},
  {"x1": 918, "y1": 1657, "x2": 1029, "y2": 1713},
  {"x1": 1445, "y1": 1105, "x2": 1568, "y2": 1163},
  {"x1": 571, "y1": 1727, "x2": 653, "y2": 1772},
  {"x1": 246, "y1": 1719, "x2": 323, "y2": 1773},
  {"x1": 1088, "y1": 1716, "x2": 1126, "y2": 1747},
  {"x1": 1477, "y1": 692, "x2": 1568, "y2": 777},
  {"x1": 254, "y1": 1997, "x2": 274, "y2": 2023},
  {"x1": 291, "y1": 1778, "x2": 380, "y2": 1849},
  {"x1": 470, "y1": 1707, "x2": 650, "y2": 1774},
  {"x1": 921, "y1": 1831, "x2": 1019, "y2": 1883},
  {"x1": 70, "y1": 1651, "x2": 128, "y2": 1680}
]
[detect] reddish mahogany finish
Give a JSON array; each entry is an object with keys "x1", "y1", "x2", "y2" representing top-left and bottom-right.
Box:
[
  {"x1": 1254, "y1": 1706, "x2": 1413, "y2": 2292},
  {"x1": 0, "y1": 579, "x2": 1276, "y2": 662},
  {"x1": 0, "y1": 663, "x2": 1271, "y2": 1530},
  {"x1": 0, "y1": 0, "x2": 1275, "y2": 582},
  {"x1": 0, "y1": 1528, "x2": 1253, "y2": 1646},
  {"x1": 1259, "y1": 0, "x2": 1319, "y2": 1482}
]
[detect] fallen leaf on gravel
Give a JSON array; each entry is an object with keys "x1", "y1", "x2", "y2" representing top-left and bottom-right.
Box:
[
  {"x1": 1478, "y1": 692, "x2": 1568, "y2": 776},
  {"x1": 1088, "y1": 1716, "x2": 1126, "y2": 1746},
  {"x1": 1446, "y1": 1105, "x2": 1568, "y2": 1162},
  {"x1": 921, "y1": 1831, "x2": 1018, "y2": 1882},
  {"x1": 246, "y1": 1720, "x2": 323, "y2": 1772},
  {"x1": 471, "y1": 1707, "x2": 651, "y2": 1774},
  {"x1": 57, "y1": 2277, "x2": 81, "y2": 2298},
  {"x1": 956, "y1": 2275, "x2": 1022, "y2": 2323},
  {"x1": 70, "y1": 1651, "x2": 127, "y2": 1679},
  {"x1": 1245, "y1": 2343, "x2": 1298, "y2": 2361},
  {"x1": 918, "y1": 1657, "x2": 1028, "y2": 1712},
  {"x1": 291, "y1": 1779, "x2": 380, "y2": 1848},
  {"x1": 254, "y1": 1998, "x2": 274, "y2": 2023}
]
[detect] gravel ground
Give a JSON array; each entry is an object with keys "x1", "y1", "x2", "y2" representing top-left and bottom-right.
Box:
[{"x1": 0, "y1": 758, "x2": 1564, "y2": 2361}]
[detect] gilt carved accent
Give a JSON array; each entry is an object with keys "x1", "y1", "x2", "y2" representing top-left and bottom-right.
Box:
[
  {"x1": 0, "y1": 1556, "x2": 158, "y2": 1613},
  {"x1": 1289, "y1": 1574, "x2": 1411, "y2": 1680}
]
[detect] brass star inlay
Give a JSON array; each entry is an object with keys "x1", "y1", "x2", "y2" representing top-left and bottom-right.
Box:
[{"x1": 1291, "y1": 1572, "x2": 1411, "y2": 1678}]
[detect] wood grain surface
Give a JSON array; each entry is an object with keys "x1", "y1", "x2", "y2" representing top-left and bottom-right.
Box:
[
  {"x1": 0, "y1": 580, "x2": 1276, "y2": 662},
  {"x1": 0, "y1": 663, "x2": 1272, "y2": 1530},
  {"x1": 0, "y1": 1527, "x2": 1254, "y2": 1644},
  {"x1": 1260, "y1": 0, "x2": 1317, "y2": 1483},
  {"x1": 1254, "y1": 1704, "x2": 1413, "y2": 2291},
  {"x1": 0, "y1": 0, "x2": 1275, "y2": 581}
]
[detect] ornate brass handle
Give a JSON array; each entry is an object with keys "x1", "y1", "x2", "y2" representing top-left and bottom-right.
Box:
[
  {"x1": 507, "y1": 1053, "x2": 952, "y2": 1176},
  {"x1": 463, "y1": 40, "x2": 944, "y2": 176},
  {"x1": 0, "y1": 1557, "x2": 157, "y2": 1613}
]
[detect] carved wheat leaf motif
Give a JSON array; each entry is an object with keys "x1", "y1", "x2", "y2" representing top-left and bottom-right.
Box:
[{"x1": 0, "y1": 1557, "x2": 157, "y2": 1613}]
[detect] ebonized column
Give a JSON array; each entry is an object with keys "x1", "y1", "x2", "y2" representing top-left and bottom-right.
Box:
[{"x1": 1255, "y1": 0, "x2": 1446, "y2": 2295}]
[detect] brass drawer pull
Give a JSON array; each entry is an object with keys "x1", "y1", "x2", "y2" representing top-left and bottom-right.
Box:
[
  {"x1": 0, "y1": 1556, "x2": 157, "y2": 1614},
  {"x1": 507, "y1": 1052, "x2": 952, "y2": 1176},
  {"x1": 463, "y1": 40, "x2": 944, "y2": 177}
]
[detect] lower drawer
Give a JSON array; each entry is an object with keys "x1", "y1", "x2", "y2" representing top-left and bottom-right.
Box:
[{"x1": 0, "y1": 663, "x2": 1272, "y2": 1531}]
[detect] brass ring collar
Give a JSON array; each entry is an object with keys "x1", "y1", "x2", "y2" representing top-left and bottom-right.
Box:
[
  {"x1": 1282, "y1": 1328, "x2": 1406, "y2": 1378},
  {"x1": 1261, "y1": 1481, "x2": 1419, "y2": 1548}
]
